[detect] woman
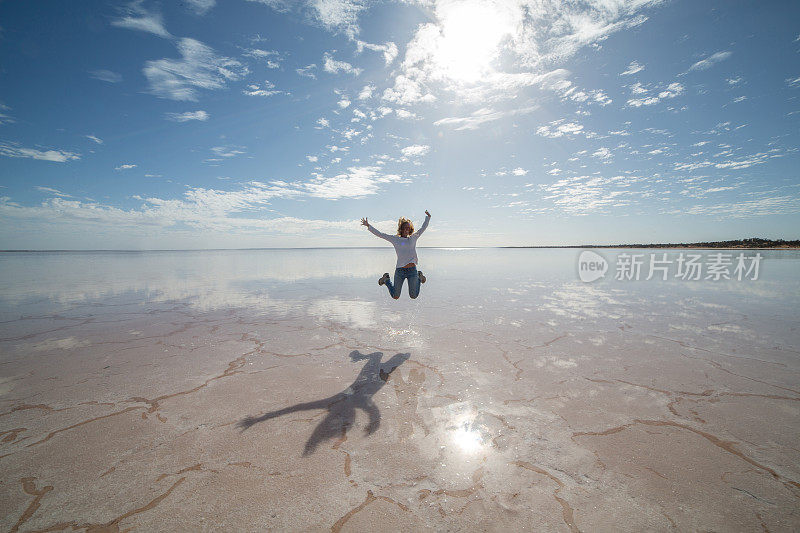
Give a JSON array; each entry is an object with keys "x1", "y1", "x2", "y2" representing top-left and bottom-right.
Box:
[{"x1": 361, "y1": 210, "x2": 431, "y2": 299}]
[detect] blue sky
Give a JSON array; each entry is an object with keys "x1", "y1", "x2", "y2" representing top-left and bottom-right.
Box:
[{"x1": 0, "y1": 0, "x2": 798, "y2": 249}]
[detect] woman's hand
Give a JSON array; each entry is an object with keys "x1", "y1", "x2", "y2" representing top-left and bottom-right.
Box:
[
  {"x1": 425, "y1": 210, "x2": 431, "y2": 217},
  {"x1": 360, "y1": 217, "x2": 369, "y2": 227}
]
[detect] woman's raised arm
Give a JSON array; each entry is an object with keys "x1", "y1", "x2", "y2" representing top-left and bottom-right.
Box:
[
  {"x1": 414, "y1": 210, "x2": 431, "y2": 237},
  {"x1": 362, "y1": 217, "x2": 392, "y2": 241}
]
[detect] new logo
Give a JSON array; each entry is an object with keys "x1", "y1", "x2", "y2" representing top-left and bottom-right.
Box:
[{"x1": 578, "y1": 250, "x2": 608, "y2": 282}]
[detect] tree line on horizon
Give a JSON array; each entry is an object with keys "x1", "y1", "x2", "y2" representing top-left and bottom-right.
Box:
[{"x1": 507, "y1": 238, "x2": 800, "y2": 249}]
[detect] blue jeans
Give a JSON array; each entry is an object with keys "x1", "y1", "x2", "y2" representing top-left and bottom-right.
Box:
[{"x1": 386, "y1": 266, "x2": 420, "y2": 299}]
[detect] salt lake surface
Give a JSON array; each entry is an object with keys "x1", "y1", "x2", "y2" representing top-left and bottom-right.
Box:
[{"x1": 1, "y1": 248, "x2": 799, "y2": 531}]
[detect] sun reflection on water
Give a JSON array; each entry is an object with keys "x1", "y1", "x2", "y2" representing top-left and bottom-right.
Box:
[{"x1": 451, "y1": 420, "x2": 485, "y2": 453}]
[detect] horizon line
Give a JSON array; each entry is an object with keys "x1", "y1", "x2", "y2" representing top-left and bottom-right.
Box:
[{"x1": 2, "y1": 241, "x2": 799, "y2": 253}]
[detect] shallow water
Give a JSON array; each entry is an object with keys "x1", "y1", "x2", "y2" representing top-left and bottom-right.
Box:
[
  {"x1": 1, "y1": 247, "x2": 797, "y2": 321},
  {"x1": 1, "y1": 248, "x2": 798, "y2": 531}
]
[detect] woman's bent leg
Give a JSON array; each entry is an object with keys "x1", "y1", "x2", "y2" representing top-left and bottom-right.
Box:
[
  {"x1": 408, "y1": 267, "x2": 421, "y2": 299},
  {"x1": 386, "y1": 268, "x2": 404, "y2": 299}
]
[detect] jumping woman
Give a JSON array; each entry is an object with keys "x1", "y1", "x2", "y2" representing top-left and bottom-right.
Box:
[{"x1": 361, "y1": 210, "x2": 431, "y2": 299}]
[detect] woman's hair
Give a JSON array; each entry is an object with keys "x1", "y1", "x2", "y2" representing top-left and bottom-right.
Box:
[{"x1": 396, "y1": 217, "x2": 414, "y2": 236}]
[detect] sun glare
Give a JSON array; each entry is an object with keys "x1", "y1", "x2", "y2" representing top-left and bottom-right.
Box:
[
  {"x1": 452, "y1": 421, "x2": 484, "y2": 453},
  {"x1": 435, "y1": 1, "x2": 514, "y2": 83}
]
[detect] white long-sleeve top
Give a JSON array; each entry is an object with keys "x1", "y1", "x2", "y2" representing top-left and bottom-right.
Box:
[{"x1": 368, "y1": 215, "x2": 430, "y2": 268}]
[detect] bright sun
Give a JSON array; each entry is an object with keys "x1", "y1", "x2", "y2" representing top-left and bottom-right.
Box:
[
  {"x1": 434, "y1": 1, "x2": 514, "y2": 83},
  {"x1": 452, "y1": 421, "x2": 484, "y2": 453}
]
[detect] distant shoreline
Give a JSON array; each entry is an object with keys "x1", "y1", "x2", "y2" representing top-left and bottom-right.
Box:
[
  {"x1": 505, "y1": 238, "x2": 800, "y2": 249},
  {"x1": 505, "y1": 245, "x2": 800, "y2": 250}
]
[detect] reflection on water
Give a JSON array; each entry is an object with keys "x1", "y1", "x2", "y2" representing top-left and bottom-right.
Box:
[
  {"x1": 307, "y1": 299, "x2": 379, "y2": 330},
  {"x1": 0, "y1": 248, "x2": 798, "y2": 340}
]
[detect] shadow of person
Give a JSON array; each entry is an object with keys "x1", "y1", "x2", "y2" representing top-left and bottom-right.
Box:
[{"x1": 237, "y1": 350, "x2": 410, "y2": 456}]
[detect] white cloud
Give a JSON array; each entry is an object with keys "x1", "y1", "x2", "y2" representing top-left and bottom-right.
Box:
[
  {"x1": 298, "y1": 166, "x2": 409, "y2": 199},
  {"x1": 787, "y1": 76, "x2": 800, "y2": 88},
  {"x1": 535, "y1": 118, "x2": 592, "y2": 138},
  {"x1": 401, "y1": 144, "x2": 430, "y2": 158},
  {"x1": 322, "y1": 52, "x2": 362, "y2": 75},
  {"x1": 165, "y1": 110, "x2": 210, "y2": 122},
  {"x1": 355, "y1": 40, "x2": 398, "y2": 65},
  {"x1": 513, "y1": 1, "x2": 654, "y2": 67},
  {"x1": 687, "y1": 51, "x2": 732, "y2": 72},
  {"x1": 395, "y1": 109, "x2": 416, "y2": 119},
  {"x1": 111, "y1": 1, "x2": 171, "y2": 38},
  {"x1": 674, "y1": 150, "x2": 781, "y2": 172},
  {"x1": 309, "y1": 0, "x2": 368, "y2": 38},
  {"x1": 627, "y1": 82, "x2": 684, "y2": 107},
  {"x1": 89, "y1": 70, "x2": 123, "y2": 83},
  {"x1": 658, "y1": 83, "x2": 684, "y2": 98},
  {"x1": 669, "y1": 196, "x2": 800, "y2": 218},
  {"x1": 244, "y1": 81, "x2": 282, "y2": 96},
  {"x1": 115, "y1": 164, "x2": 137, "y2": 170},
  {"x1": 306, "y1": 155, "x2": 318, "y2": 162},
  {"x1": 210, "y1": 146, "x2": 246, "y2": 159},
  {"x1": 296, "y1": 64, "x2": 317, "y2": 79},
  {"x1": 246, "y1": 0, "x2": 371, "y2": 40},
  {"x1": 592, "y1": 147, "x2": 612, "y2": 160},
  {"x1": 0, "y1": 103, "x2": 14, "y2": 126},
  {"x1": 0, "y1": 192, "x2": 365, "y2": 234},
  {"x1": 143, "y1": 38, "x2": 249, "y2": 101},
  {"x1": 559, "y1": 85, "x2": 612, "y2": 106},
  {"x1": 591, "y1": 91, "x2": 612, "y2": 106},
  {"x1": 35, "y1": 186, "x2": 73, "y2": 198},
  {"x1": 619, "y1": 61, "x2": 644, "y2": 76},
  {"x1": 627, "y1": 96, "x2": 660, "y2": 106},
  {"x1": 536, "y1": 174, "x2": 646, "y2": 215},
  {"x1": 434, "y1": 104, "x2": 538, "y2": 131},
  {"x1": 185, "y1": 0, "x2": 215, "y2": 15},
  {"x1": 337, "y1": 97, "x2": 351, "y2": 109},
  {"x1": 244, "y1": 49, "x2": 282, "y2": 69},
  {"x1": 511, "y1": 167, "x2": 528, "y2": 176},
  {"x1": 678, "y1": 181, "x2": 739, "y2": 198},
  {"x1": 726, "y1": 77, "x2": 742, "y2": 85},
  {"x1": 386, "y1": 0, "x2": 659, "y2": 104},
  {"x1": 358, "y1": 84, "x2": 375, "y2": 100},
  {"x1": 732, "y1": 96, "x2": 747, "y2": 103},
  {"x1": 0, "y1": 143, "x2": 80, "y2": 163},
  {"x1": 85, "y1": 135, "x2": 104, "y2": 144},
  {"x1": 245, "y1": 0, "x2": 291, "y2": 11},
  {"x1": 382, "y1": 74, "x2": 436, "y2": 106}
]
